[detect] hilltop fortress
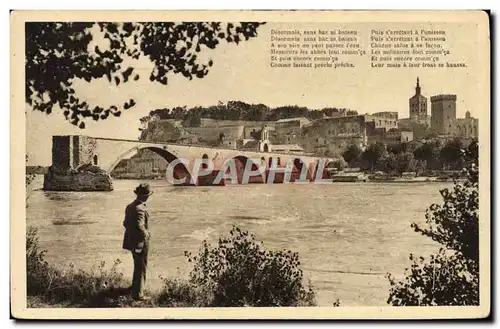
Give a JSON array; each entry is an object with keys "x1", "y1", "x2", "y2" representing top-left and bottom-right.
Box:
[
  {"x1": 399, "y1": 77, "x2": 478, "y2": 140},
  {"x1": 113, "y1": 79, "x2": 478, "y2": 177}
]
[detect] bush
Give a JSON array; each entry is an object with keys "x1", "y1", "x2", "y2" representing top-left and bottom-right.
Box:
[
  {"x1": 27, "y1": 227, "x2": 54, "y2": 296},
  {"x1": 184, "y1": 226, "x2": 317, "y2": 307},
  {"x1": 387, "y1": 251, "x2": 479, "y2": 306},
  {"x1": 155, "y1": 277, "x2": 210, "y2": 307},
  {"x1": 387, "y1": 148, "x2": 479, "y2": 306},
  {"x1": 342, "y1": 144, "x2": 363, "y2": 167}
]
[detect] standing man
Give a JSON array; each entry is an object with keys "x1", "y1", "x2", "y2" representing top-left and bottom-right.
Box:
[{"x1": 122, "y1": 183, "x2": 152, "y2": 300}]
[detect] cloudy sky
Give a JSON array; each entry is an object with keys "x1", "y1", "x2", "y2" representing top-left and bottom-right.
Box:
[{"x1": 26, "y1": 21, "x2": 481, "y2": 166}]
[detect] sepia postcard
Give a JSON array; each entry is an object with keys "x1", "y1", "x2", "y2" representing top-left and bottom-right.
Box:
[{"x1": 11, "y1": 10, "x2": 490, "y2": 319}]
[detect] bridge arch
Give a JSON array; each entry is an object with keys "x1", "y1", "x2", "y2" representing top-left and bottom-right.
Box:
[
  {"x1": 266, "y1": 156, "x2": 284, "y2": 168},
  {"x1": 292, "y1": 157, "x2": 312, "y2": 181},
  {"x1": 293, "y1": 158, "x2": 305, "y2": 171},
  {"x1": 312, "y1": 159, "x2": 329, "y2": 180},
  {"x1": 225, "y1": 155, "x2": 263, "y2": 184},
  {"x1": 108, "y1": 146, "x2": 192, "y2": 183}
]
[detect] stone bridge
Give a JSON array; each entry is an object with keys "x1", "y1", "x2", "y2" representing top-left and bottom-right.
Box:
[{"x1": 44, "y1": 135, "x2": 334, "y2": 191}]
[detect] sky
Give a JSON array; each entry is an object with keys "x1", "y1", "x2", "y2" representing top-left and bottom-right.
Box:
[{"x1": 26, "y1": 21, "x2": 481, "y2": 166}]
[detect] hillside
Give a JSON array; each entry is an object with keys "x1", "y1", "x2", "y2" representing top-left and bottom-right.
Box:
[{"x1": 139, "y1": 101, "x2": 355, "y2": 129}]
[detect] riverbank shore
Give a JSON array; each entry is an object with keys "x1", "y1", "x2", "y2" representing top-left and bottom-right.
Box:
[
  {"x1": 26, "y1": 226, "x2": 318, "y2": 308},
  {"x1": 368, "y1": 176, "x2": 460, "y2": 183},
  {"x1": 26, "y1": 226, "x2": 214, "y2": 308},
  {"x1": 328, "y1": 172, "x2": 460, "y2": 183}
]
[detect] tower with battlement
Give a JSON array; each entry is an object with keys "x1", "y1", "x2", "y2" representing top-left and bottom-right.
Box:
[
  {"x1": 409, "y1": 77, "x2": 428, "y2": 121},
  {"x1": 431, "y1": 94, "x2": 457, "y2": 135}
]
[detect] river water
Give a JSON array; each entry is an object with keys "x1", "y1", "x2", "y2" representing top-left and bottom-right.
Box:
[{"x1": 26, "y1": 177, "x2": 450, "y2": 306}]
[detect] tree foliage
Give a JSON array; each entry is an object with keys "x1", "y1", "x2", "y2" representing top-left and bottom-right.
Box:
[
  {"x1": 142, "y1": 102, "x2": 356, "y2": 127},
  {"x1": 25, "y1": 155, "x2": 36, "y2": 186},
  {"x1": 386, "y1": 142, "x2": 404, "y2": 155},
  {"x1": 387, "y1": 251, "x2": 479, "y2": 306},
  {"x1": 360, "y1": 138, "x2": 478, "y2": 175},
  {"x1": 440, "y1": 138, "x2": 465, "y2": 170},
  {"x1": 184, "y1": 226, "x2": 318, "y2": 307},
  {"x1": 395, "y1": 152, "x2": 419, "y2": 174},
  {"x1": 387, "y1": 144, "x2": 479, "y2": 306},
  {"x1": 26, "y1": 22, "x2": 264, "y2": 128},
  {"x1": 342, "y1": 144, "x2": 363, "y2": 167},
  {"x1": 413, "y1": 139, "x2": 443, "y2": 170},
  {"x1": 377, "y1": 151, "x2": 424, "y2": 175},
  {"x1": 362, "y1": 142, "x2": 386, "y2": 170},
  {"x1": 379, "y1": 152, "x2": 398, "y2": 174}
]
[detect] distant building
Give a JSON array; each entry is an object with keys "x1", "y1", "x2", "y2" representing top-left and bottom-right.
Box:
[
  {"x1": 244, "y1": 124, "x2": 276, "y2": 140},
  {"x1": 456, "y1": 111, "x2": 479, "y2": 138},
  {"x1": 300, "y1": 113, "x2": 418, "y2": 155},
  {"x1": 128, "y1": 158, "x2": 154, "y2": 174},
  {"x1": 274, "y1": 117, "x2": 311, "y2": 145},
  {"x1": 367, "y1": 126, "x2": 414, "y2": 145},
  {"x1": 199, "y1": 118, "x2": 274, "y2": 128},
  {"x1": 271, "y1": 144, "x2": 305, "y2": 155},
  {"x1": 112, "y1": 158, "x2": 155, "y2": 177},
  {"x1": 387, "y1": 130, "x2": 414, "y2": 143},
  {"x1": 275, "y1": 117, "x2": 311, "y2": 126},
  {"x1": 240, "y1": 125, "x2": 273, "y2": 152},
  {"x1": 327, "y1": 108, "x2": 349, "y2": 118},
  {"x1": 301, "y1": 115, "x2": 370, "y2": 155},
  {"x1": 370, "y1": 112, "x2": 399, "y2": 130},
  {"x1": 111, "y1": 149, "x2": 168, "y2": 177},
  {"x1": 398, "y1": 79, "x2": 476, "y2": 140},
  {"x1": 184, "y1": 125, "x2": 245, "y2": 145},
  {"x1": 398, "y1": 118, "x2": 430, "y2": 139},
  {"x1": 221, "y1": 137, "x2": 239, "y2": 149},
  {"x1": 409, "y1": 77, "x2": 428, "y2": 121},
  {"x1": 431, "y1": 94, "x2": 457, "y2": 135}
]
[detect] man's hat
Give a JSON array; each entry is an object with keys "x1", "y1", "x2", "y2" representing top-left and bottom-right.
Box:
[{"x1": 134, "y1": 183, "x2": 153, "y2": 196}]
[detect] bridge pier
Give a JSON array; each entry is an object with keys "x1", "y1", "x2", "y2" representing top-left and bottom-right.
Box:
[
  {"x1": 43, "y1": 165, "x2": 113, "y2": 191},
  {"x1": 43, "y1": 136, "x2": 113, "y2": 191},
  {"x1": 195, "y1": 170, "x2": 227, "y2": 186}
]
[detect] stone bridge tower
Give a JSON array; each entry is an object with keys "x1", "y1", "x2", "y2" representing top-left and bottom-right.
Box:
[{"x1": 44, "y1": 135, "x2": 112, "y2": 191}]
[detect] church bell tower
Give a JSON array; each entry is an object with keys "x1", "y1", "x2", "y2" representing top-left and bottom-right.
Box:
[{"x1": 409, "y1": 77, "x2": 428, "y2": 121}]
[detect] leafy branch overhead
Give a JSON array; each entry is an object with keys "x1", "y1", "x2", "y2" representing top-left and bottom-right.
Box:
[{"x1": 25, "y1": 22, "x2": 264, "y2": 128}]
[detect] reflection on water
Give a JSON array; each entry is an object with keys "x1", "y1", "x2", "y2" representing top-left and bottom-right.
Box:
[{"x1": 26, "y1": 176, "x2": 450, "y2": 306}]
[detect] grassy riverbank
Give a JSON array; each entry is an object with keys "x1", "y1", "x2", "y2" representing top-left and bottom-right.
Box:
[
  {"x1": 27, "y1": 226, "x2": 318, "y2": 308},
  {"x1": 27, "y1": 227, "x2": 224, "y2": 308},
  {"x1": 27, "y1": 280, "x2": 211, "y2": 308}
]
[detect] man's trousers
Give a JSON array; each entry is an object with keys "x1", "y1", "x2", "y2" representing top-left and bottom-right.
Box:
[{"x1": 131, "y1": 242, "x2": 148, "y2": 299}]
